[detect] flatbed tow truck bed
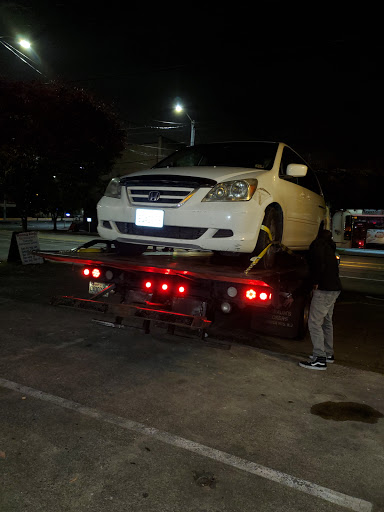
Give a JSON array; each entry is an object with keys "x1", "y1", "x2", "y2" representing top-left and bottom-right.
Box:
[
  {"x1": 37, "y1": 245, "x2": 310, "y2": 340},
  {"x1": 38, "y1": 249, "x2": 283, "y2": 285}
]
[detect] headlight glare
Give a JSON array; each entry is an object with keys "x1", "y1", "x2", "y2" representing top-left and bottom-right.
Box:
[
  {"x1": 104, "y1": 177, "x2": 122, "y2": 199},
  {"x1": 202, "y1": 179, "x2": 258, "y2": 202}
]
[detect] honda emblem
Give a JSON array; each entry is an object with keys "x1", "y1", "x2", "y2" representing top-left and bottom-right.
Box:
[{"x1": 148, "y1": 191, "x2": 161, "y2": 202}]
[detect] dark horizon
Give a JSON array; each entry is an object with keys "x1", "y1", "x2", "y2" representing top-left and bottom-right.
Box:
[{"x1": 1, "y1": 3, "x2": 382, "y2": 170}]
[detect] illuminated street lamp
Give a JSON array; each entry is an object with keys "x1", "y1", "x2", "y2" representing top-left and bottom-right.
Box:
[
  {"x1": 0, "y1": 36, "x2": 42, "y2": 75},
  {"x1": 0, "y1": 36, "x2": 39, "y2": 218},
  {"x1": 174, "y1": 104, "x2": 196, "y2": 146},
  {"x1": 19, "y1": 39, "x2": 31, "y2": 49},
  {"x1": 0, "y1": 36, "x2": 32, "y2": 50}
]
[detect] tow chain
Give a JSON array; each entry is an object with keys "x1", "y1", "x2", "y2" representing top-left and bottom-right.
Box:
[{"x1": 244, "y1": 225, "x2": 297, "y2": 275}]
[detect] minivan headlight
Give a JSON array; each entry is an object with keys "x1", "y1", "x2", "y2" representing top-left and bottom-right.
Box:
[
  {"x1": 202, "y1": 179, "x2": 258, "y2": 202},
  {"x1": 104, "y1": 177, "x2": 122, "y2": 199}
]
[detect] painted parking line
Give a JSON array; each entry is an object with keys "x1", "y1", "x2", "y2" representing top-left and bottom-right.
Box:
[{"x1": 0, "y1": 377, "x2": 373, "y2": 512}]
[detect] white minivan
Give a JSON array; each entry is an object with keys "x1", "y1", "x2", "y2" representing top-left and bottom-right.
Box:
[{"x1": 97, "y1": 141, "x2": 327, "y2": 268}]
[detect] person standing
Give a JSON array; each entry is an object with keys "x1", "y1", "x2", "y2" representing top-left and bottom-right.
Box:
[{"x1": 298, "y1": 229, "x2": 342, "y2": 370}]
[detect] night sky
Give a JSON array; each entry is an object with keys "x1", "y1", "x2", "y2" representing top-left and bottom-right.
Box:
[{"x1": 1, "y1": 2, "x2": 383, "y2": 169}]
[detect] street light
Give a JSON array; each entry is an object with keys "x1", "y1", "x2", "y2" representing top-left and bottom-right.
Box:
[
  {"x1": 174, "y1": 104, "x2": 196, "y2": 146},
  {"x1": 19, "y1": 39, "x2": 31, "y2": 49},
  {"x1": 0, "y1": 36, "x2": 42, "y2": 75},
  {"x1": 0, "y1": 36, "x2": 41, "y2": 219}
]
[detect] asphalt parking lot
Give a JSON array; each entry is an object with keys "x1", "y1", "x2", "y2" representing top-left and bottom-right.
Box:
[{"x1": 0, "y1": 262, "x2": 383, "y2": 512}]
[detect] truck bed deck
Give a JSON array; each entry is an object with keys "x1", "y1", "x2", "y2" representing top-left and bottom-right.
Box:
[
  {"x1": 37, "y1": 246, "x2": 305, "y2": 288},
  {"x1": 36, "y1": 244, "x2": 309, "y2": 339}
]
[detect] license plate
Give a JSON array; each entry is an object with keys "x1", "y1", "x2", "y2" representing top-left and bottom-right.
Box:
[
  {"x1": 89, "y1": 281, "x2": 109, "y2": 296},
  {"x1": 135, "y1": 208, "x2": 164, "y2": 228}
]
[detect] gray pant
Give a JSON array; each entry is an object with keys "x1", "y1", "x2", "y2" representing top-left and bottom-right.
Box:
[{"x1": 308, "y1": 290, "x2": 341, "y2": 358}]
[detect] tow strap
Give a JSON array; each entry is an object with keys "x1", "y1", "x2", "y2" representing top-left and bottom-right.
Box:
[{"x1": 244, "y1": 225, "x2": 297, "y2": 275}]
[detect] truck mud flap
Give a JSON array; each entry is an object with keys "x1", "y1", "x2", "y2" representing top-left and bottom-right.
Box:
[
  {"x1": 50, "y1": 295, "x2": 211, "y2": 331},
  {"x1": 251, "y1": 295, "x2": 309, "y2": 339}
]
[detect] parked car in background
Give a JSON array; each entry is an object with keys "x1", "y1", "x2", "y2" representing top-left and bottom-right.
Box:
[{"x1": 97, "y1": 141, "x2": 327, "y2": 268}]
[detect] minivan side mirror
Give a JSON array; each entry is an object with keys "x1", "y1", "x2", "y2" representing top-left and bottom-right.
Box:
[{"x1": 286, "y1": 163, "x2": 308, "y2": 177}]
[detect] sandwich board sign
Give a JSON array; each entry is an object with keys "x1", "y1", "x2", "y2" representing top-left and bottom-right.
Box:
[{"x1": 7, "y1": 231, "x2": 44, "y2": 264}]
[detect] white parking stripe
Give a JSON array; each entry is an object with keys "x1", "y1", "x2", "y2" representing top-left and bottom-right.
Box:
[{"x1": 0, "y1": 377, "x2": 373, "y2": 512}]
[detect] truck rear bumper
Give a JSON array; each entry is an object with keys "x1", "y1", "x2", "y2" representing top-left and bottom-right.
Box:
[{"x1": 51, "y1": 295, "x2": 211, "y2": 331}]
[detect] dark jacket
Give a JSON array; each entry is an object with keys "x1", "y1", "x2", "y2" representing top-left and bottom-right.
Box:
[{"x1": 308, "y1": 234, "x2": 341, "y2": 291}]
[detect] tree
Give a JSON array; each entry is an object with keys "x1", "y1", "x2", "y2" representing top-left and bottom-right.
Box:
[{"x1": 0, "y1": 78, "x2": 126, "y2": 230}]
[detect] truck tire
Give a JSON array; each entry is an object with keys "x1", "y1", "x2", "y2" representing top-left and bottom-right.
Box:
[
  {"x1": 114, "y1": 241, "x2": 148, "y2": 256},
  {"x1": 253, "y1": 207, "x2": 282, "y2": 270}
]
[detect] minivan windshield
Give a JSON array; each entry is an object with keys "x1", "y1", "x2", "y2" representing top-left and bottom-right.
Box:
[{"x1": 153, "y1": 142, "x2": 279, "y2": 170}]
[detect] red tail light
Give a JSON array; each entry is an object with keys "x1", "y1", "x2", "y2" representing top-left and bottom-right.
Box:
[
  {"x1": 82, "y1": 267, "x2": 102, "y2": 278},
  {"x1": 91, "y1": 268, "x2": 101, "y2": 279},
  {"x1": 245, "y1": 289, "x2": 257, "y2": 300},
  {"x1": 143, "y1": 281, "x2": 186, "y2": 295},
  {"x1": 245, "y1": 288, "x2": 272, "y2": 302}
]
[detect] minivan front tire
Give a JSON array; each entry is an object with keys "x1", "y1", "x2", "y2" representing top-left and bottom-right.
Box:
[{"x1": 253, "y1": 207, "x2": 283, "y2": 270}]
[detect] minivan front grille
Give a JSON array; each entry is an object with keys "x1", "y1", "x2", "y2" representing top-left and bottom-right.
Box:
[
  {"x1": 127, "y1": 187, "x2": 193, "y2": 205},
  {"x1": 120, "y1": 175, "x2": 217, "y2": 207}
]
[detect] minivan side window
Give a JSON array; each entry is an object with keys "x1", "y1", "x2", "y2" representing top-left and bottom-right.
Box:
[
  {"x1": 298, "y1": 162, "x2": 322, "y2": 195},
  {"x1": 279, "y1": 147, "x2": 322, "y2": 195}
]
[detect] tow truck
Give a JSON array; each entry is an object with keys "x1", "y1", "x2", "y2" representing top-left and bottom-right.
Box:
[{"x1": 37, "y1": 239, "x2": 311, "y2": 342}]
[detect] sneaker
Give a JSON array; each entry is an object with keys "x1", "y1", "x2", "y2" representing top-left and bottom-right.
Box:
[
  {"x1": 310, "y1": 354, "x2": 334, "y2": 363},
  {"x1": 299, "y1": 357, "x2": 327, "y2": 370}
]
